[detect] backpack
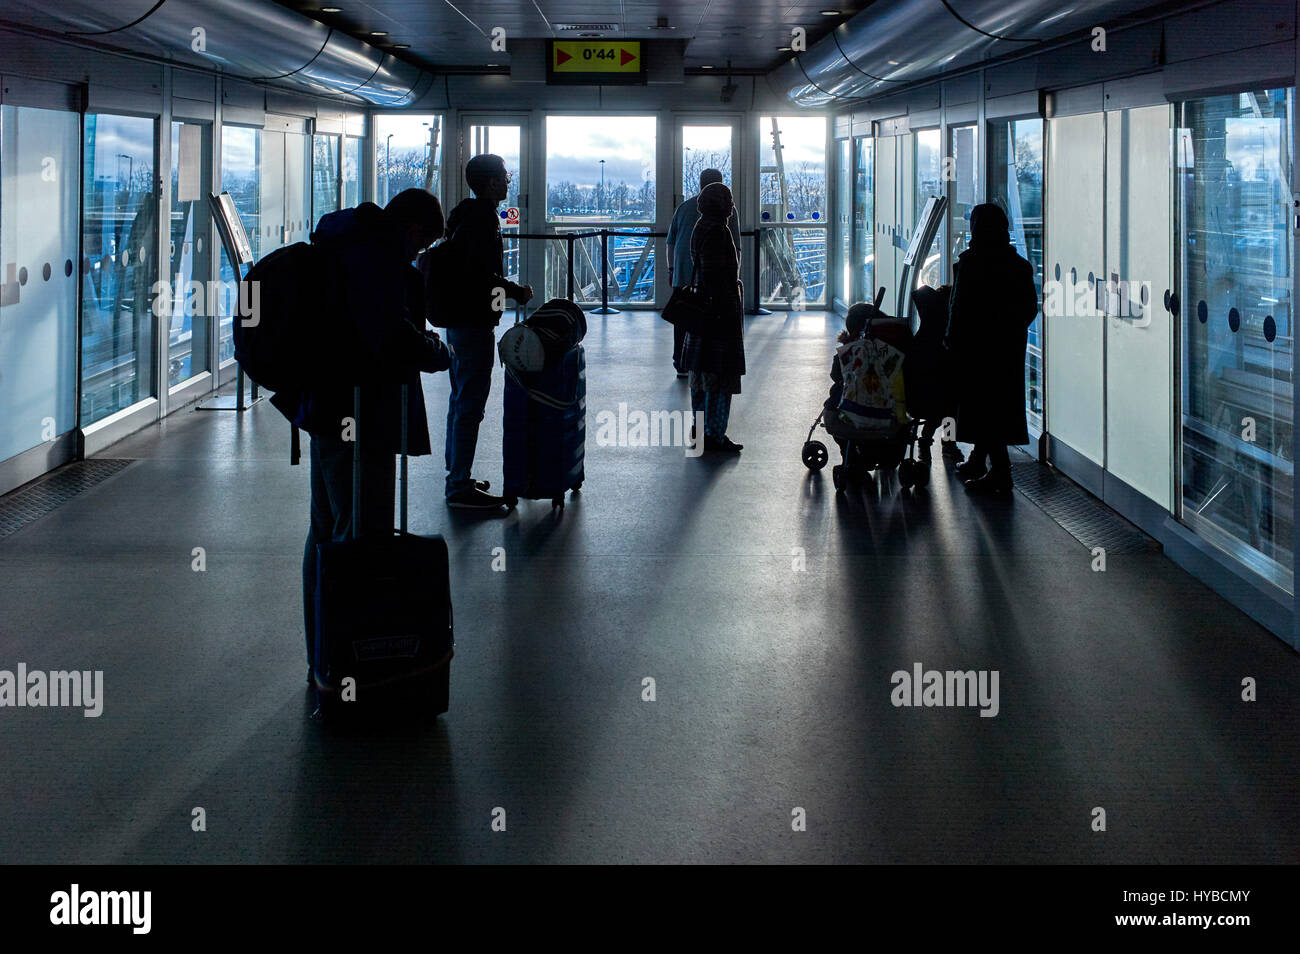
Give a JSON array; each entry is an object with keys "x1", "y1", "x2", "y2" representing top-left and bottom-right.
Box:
[
  {"x1": 835, "y1": 335, "x2": 908, "y2": 431},
  {"x1": 235, "y1": 241, "x2": 339, "y2": 395},
  {"x1": 417, "y1": 239, "x2": 463, "y2": 328}
]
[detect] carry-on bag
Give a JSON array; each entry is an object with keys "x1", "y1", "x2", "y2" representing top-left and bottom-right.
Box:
[
  {"x1": 501, "y1": 309, "x2": 586, "y2": 509},
  {"x1": 313, "y1": 384, "x2": 454, "y2": 721}
]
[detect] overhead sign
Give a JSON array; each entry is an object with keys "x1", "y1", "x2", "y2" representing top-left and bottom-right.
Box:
[{"x1": 547, "y1": 40, "x2": 645, "y2": 85}]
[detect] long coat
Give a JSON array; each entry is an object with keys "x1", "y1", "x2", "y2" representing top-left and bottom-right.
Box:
[
  {"x1": 945, "y1": 241, "x2": 1039, "y2": 446},
  {"x1": 680, "y1": 215, "x2": 745, "y2": 388}
]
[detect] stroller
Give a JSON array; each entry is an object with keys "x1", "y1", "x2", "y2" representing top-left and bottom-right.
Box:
[{"x1": 801, "y1": 288, "x2": 930, "y2": 491}]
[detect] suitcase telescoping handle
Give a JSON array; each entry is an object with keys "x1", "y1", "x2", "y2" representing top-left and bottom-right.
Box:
[{"x1": 350, "y1": 383, "x2": 410, "y2": 541}]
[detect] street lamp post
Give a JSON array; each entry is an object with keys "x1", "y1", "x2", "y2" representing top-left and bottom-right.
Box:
[{"x1": 599, "y1": 159, "x2": 605, "y2": 215}]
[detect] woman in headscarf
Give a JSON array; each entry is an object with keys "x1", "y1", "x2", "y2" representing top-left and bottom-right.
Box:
[
  {"x1": 945, "y1": 202, "x2": 1040, "y2": 494},
  {"x1": 681, "y1": 181, "x2": 746, "y2": 453}
]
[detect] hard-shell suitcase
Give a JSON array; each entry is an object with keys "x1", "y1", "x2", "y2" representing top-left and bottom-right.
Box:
[
  {"x1": 502, "y1": 344, "x2": 586, "y2": 510},
  {"x1": 313, "y1": 385, "x2": 453, "y2": 721}
]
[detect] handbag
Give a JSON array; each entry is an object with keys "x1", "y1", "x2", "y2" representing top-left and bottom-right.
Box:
[{"x1": 661, "y1": 250, "x2": 715, "y2": 336}]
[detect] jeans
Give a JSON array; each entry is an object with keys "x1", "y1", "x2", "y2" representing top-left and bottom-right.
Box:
[
  {"x1": 444, "y1": 325, "x2": 497, "y2": 496},
  {"x1": 302, "y1": 431, "x2": 396, "y2": 667},
  {"x1": 690, "y1": 387, "x2": 732, "y2": 438}
]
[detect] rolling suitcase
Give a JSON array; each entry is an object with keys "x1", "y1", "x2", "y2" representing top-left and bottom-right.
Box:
[
  {"x1": 502, "y1": 339, "x2": 586, "y2": 511},
  {"x1": 312, "y1": 384, "x2": 453, "y2": 721}
]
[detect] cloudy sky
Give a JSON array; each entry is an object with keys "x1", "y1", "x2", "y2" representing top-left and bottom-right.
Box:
[{"x1": 545, "y1": 116, "x2": 657, "y2": 189}]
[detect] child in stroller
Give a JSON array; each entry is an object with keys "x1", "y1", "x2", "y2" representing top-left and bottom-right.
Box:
[{"x1": 801, "y1": 289, "x2": 929, "y2": 491}]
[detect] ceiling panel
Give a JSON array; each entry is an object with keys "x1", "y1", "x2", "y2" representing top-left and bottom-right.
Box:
[{"x1": 273, "y1": 0, "x2": 874, "y2": 72}]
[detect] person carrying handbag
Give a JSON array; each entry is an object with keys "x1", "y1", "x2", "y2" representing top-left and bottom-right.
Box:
[{"x1": 679, "y1": 182, "x2": 745, "y2": 454}]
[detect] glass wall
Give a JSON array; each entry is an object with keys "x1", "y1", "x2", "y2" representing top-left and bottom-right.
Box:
[
  {"x1": 759, "y1": 115, "x2": 826, "y2": 306},
  {"x1": 217, "y1": 125, "x2": 259, "y2": 364},
  {"x1": 343, "y1": 136, "x2": 362, "y2": 208},
  {"x1": 312, "y1": 132, "x2": 340, "y2": 226},
  {"x1": 854, "y1": 137, "x2": 874, "y2": 303},
  {"x1": 914, "y1": 127, "x2": 943, "y2": 288},
  {"x1": 1179, "y1": 88, "x2": 1294, "y2": 591},
  {"x1": 545, "y1": 115, "x2": 657, "y2": 304},
  {"x1": 375, "y1": 114, "x2": 442, "y2": 206},
  {"x1": 466, "y1": 123, "x2": 522, "y2": 283},
  {"x1": 989, "y1": 118, "x2": 1044, "y2": 432},
  {"x1": 0, "y1": 105, "x2": 80, "y2": 461},
  {"x1": 167, "y1": 121, "x2": 211, "y2": 387},
  {"x1": 81, "y1": 113, "x2": 158, "y2": 423}
]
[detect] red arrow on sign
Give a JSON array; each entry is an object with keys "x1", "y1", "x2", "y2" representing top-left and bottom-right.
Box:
[
  {"x1": 620, "y1": 47, "x2": 637, "y2": 66},
  {"x1": 556, "y1": 48, "x2": 572, "y2": 65}
]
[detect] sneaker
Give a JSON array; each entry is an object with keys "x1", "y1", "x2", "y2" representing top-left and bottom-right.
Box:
[
  {"x1": 705, "y1": 435, "x2": 743, "y2": 453},
  {"x1": 955, "y1": 460, "x2": 987, "y2": 483},
  {"x1": 473, "y1": 478, "x2": 491, "y2": 492},
  {"x1": 447, "y1": 487, "x2": 509, "y2": 510}
]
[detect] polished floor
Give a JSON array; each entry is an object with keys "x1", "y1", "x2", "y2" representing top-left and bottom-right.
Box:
[{"x1": 1, "y1": 311, "x2": 1297, "y2": 864}]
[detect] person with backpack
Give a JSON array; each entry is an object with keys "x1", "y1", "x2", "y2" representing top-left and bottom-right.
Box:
[
  {"x1": 666, "y1": 168, "x2": 740, "y2": 378},
  {"x1": 298, "y1": 188, "x2": 452, "y2": 678},
  {"x1": 438, "y1": 154, "x2": 533, "y2": 510}
]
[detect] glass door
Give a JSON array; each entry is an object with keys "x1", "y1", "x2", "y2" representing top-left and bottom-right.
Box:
[
  {"x1": 758, "y1": 114, "x2": 827, "y2": 307},
  {"x1": 460, "y1": 117, "x2": 526, "y2": 288},
  {"x1": 835, "y1": 138, "x2": 852, "y2": 305}
]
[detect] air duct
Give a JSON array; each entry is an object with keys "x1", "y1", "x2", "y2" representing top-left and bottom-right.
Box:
[
  {"x1": 0, "y1": 0, "x2": 430, "y2": 106},
  {"x1": 768, "y1": 0, "x2": 1168, "y2": 107}
]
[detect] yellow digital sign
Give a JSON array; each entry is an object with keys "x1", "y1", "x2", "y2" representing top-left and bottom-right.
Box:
[{"x1": 551, "y1": 40, "x2": 642, "y2": 74}]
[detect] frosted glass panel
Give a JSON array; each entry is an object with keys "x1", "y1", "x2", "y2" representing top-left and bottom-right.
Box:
[{"x1": 0, "y1": 105, "x2": 80, "y2": 461}]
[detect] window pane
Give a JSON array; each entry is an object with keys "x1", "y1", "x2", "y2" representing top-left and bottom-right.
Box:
[
  {"x1": 989, "y1": 118, "x2": 1044, "y2": 432},
  {"x1": 759, "y1": 115, "x2": 826, "y2": 224},
  {"x1": 0, "y1": 105, "x2": 79, "y2": 461},
  {"x1": 168, "y1": 121, "x2": 211, "y2": 387},
  {"x1": 948, "y1": 124, "x2": 979, "y2": 265},
  {"x1": 914, "y1": 127, "x2": 942, "y2": 288},
  {"x1": 81, "y1": 113, "x2": 157, "y2": 423},
  {"x1": 1180, "y1": 88, "x2": 1294, "y2": 590},
  {"x1": 545, "y1": 115, "x2": 656, "y2": 223},
  {"x1": 681, "y1": 124, "x2": 732, "y2": 198},
  {"x1": 375, "y1": 114, "x2": 442, "y2": 205},
  {"x1": 217, "y1": 125, "x2": 259, "y2": 364},
  {"x1": 837, "y1": 139, "x2": 852, "y2": 301},
  {"x1": 343, "y1": 136, "x2": 362, "y2": 208},
  {"x1": 760, "y1": 228, "x2": 826, "y2": 306},
  {"x1": 855, "y1": 138, "x2": 874, "y2": 302},
  {"x1": 312, "y1": 133, "x2": 340, "y2": 226}
]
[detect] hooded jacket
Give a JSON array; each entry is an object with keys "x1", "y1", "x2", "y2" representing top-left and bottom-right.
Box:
[{"x1": 288, "y1": 202, "x2": 449, "y2": 455}]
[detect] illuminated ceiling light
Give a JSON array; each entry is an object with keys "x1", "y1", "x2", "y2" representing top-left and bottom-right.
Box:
[
  {"x1": 320, "y1": 7, "x2": 342, "y2": 12},
  {"x1": 887, "y1": 59, "x2": 899, "y2": 64},
  {"x1": 820, "y1": 9, "x2": 841, "y2": 14},
  {"x1": 701, "y1": 65, "x2": 714, "y2": 69},
  {"x1": 393, "y1": 43, "x2": 410, "y2": 49},
  {"x1": 777, "y1": 46, "x2": 792, "y2": 51},
  {"x1": 370, "y1": 31, "x2": 388, "y2": 37}
]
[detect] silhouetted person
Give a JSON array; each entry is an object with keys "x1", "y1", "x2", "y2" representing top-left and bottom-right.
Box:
[
  {"x1": 908, "y1": 284, "x2": 962, "y2": 465},
  {"x1": 302, "y1": 188, "x2": 452, "y2": 677},
  {"x1": 666, "y1": 168, "x2": 740, "y2": 377},
  {"x1": 682, "y1": 182, "x2": 745, "y2": 453},
  {"x1": 442, "y1": 153, "x2": 533, "y2": 510},
  {"x1": 945, "y1": 203, "x2": 1039, "y2": 494}
]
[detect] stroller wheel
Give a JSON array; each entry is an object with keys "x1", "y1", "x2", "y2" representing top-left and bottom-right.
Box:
[
  {"x1": 802, "y1": 440, "x2": 829, "y2": 471},
  {"x1": 897, "y1": 459, "x2": 916, "y2": 488},
  {"x1": 832, "y1": 464, "x2": 844, "y2": 490}
]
